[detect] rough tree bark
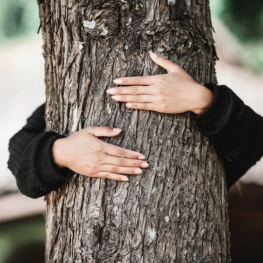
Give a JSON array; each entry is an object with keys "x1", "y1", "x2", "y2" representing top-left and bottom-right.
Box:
[{"x1": 38, "y1": 0, "x2": 230, "y2": 262}]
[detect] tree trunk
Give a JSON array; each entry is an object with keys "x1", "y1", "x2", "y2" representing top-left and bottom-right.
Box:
[{"x1": 39, "y1": 0, "x2": 230, "y2": 262}]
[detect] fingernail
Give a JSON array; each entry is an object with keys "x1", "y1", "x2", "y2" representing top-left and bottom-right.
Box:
[
  {"x1": 113, "y1": 79, "x2": 122, "y2": 84},
  {"x1": 149, "y1": 51, "x2": 158, "y2": 58},
  {"x1": 112, "y1": 95, "x2": 121, "y2": 101},
  {"x1": 141, "y1": 162, "x2": 149, "y2": 168},
  {"x1": 135, "y1": 168, "x2": 143, "y2": 174},
  {"x1": 138, "y1": 155, "x2": 146, "y2": 160},
  {"x1": 106, "y1": 89, "x2": 116, "y2": 95},
  {"x1": 122, "y1": 177, "x2": 129, "y2": 182},
  {"x1": 113, "y1": 128, "x2": 122, "y2": 133},
  {"x1": 126, "y1": 103, "x2": 132, "y2": 107}
]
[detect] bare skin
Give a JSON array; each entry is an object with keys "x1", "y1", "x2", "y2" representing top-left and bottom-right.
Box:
[
  {"x1": 107, "y1": 52, "x2": 213, "y2": 115},
  {"x1": 52, "y1": 52, "x2": 213, "y2": 182},
  {"x1": 52, "y1": 127, "x2": 148, "y2": 182}
]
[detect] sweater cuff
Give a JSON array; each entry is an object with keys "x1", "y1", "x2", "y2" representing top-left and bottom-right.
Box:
[
  {"x1": 37, "y1": 132, "x2": 72, "y2": 187},
  {"x1": 191, "y1": 83, "x2": 233, "y2": 137},
  {"x1": 191, "y1": 83, "x2": 217, "y2": 123}
]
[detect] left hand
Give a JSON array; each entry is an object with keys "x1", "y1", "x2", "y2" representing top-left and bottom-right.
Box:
[{"x1": 106, "y1": 52, "x2": 213, "y2": 115}]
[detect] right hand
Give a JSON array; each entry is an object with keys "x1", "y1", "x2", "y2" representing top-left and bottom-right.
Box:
[
  {"x1": 52, "y1": 126, "x2": 148, "y2": 182},
  {"x1": 108, "y1": 52, "x2": 213, "y2": 115}
]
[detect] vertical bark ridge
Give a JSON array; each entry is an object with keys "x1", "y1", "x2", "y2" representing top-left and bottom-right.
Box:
[{"x1": 39, "y1": 0, "x2": 230, "y2": 262}]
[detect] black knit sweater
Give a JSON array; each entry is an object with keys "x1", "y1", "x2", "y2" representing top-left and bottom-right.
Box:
[{"x1": 8, "y1": 84, "x2": 263, "y2": 198}]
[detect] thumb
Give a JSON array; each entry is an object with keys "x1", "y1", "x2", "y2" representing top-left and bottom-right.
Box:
[
  {"x1": 149, "y1": 51, "x2": 180, "y2": 73},
  {"x1": 85, "y1": 126, "x2": 122, "y2": 137}
]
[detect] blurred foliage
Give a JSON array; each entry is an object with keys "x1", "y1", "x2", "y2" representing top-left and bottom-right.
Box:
[
  {"x1": 0, "y1": 0, "x2": 39, "y2": 44},
  {"x1": 211, "y1": 0, "x2": 263, "y2": 71},
  {"x1": 222, "y1": 0, "x2": 263, "y2": 41},
  {"x1": 0, "y1": 0, "x2": 262, "y2": 69}
]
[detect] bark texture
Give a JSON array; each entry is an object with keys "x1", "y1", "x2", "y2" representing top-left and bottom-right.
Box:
[{"x1": 39, "y1": 0, "x2": 230, "y2": 262}]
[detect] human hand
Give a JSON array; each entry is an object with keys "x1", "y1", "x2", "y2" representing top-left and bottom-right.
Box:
[
  {"x1": 107, "y1": 52, "x2": 213, "y2": 115},
  {"x1": 52, "y1": 127, "x2": 148, "y2": 182}
]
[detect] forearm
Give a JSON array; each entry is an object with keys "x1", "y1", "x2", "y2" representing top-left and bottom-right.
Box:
[
  {"x1": 8, "y1": 104, "x2": 72, "y2": 198},
  {"x1": 193, "y1": 84, "x2": 263, "y2": 188},
  {"x1": 106, "y1": 53, "x2": 263, "y2": 189},
  {"x1": 8, "y1": 106, "x2": 147, "y2": 197}
]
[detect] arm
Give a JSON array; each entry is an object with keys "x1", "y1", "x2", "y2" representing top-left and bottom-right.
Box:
[
  {"x1": 107, "y1": 52, "x2": 263, "y2": 189},
  {"x1": 8, "y1": 104, "x2": 72, "y2": 198},
  {"x1": 192, "y1": 83, "x2": 263, "y2": 188},
  {"x1": 8, "y1": 105, "x2": 148, "y2": 199}
]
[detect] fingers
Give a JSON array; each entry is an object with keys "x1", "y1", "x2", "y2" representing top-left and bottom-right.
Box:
[
  {"x1": 113, "y1": 76, "x2": 157, "y2": 86},
  {"x1": 100, "y1": 165, "x2": 143, "y2": 175},
  {"x1": 149, "y1": 51, "x2": 181, "y2": 73},
  {"x1": 105, "y1": 144, "x2": 146, "y2": 160},
  {"x1": 126, "y1": 102, "x2": 160, "y2": 112},
  {"x1": 85, "y1": 126, "x2": 122, "y2": 137},
  {"x1": 107, "y1": 86, "x2": 153, "y2": 95},
  {"x1": 95, "y1": 172, "x2": 129, "y2": 182},
  {"x1": 111, "y1": 94, "x2": 154, "y2": 103},
  {"x1": 104, "y1": 155, "x2": 149, "y2": 168}
]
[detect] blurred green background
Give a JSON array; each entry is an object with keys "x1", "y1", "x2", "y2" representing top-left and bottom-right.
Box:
[
  {"x1": 0, "y1": 0, "x2": 39, "y2": 44},
  {"x1": 0, "y1": 0, "x2": 262, "y2": 70},
  {"x1": 210, "y1": 0, "x2": 263, "y2": 71},
  {"x1": 0, "y1": 0, "x2": 262, "y2": 263}
]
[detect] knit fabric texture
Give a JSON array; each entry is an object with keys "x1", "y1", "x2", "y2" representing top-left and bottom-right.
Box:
[
  {"x1": 193, "y1": 83, "x2": 263, "y2": 188},
  {"x1": 8, "y1": 104, "x2": 72, "y2": 198},
  {"x1": 7, "y1": 84, "x2": 263, "y2": 198}
]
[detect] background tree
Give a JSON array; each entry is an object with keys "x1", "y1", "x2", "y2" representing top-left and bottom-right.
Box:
[{"x1": 38, "y1": 0, "x2": 230, "y2": 262}]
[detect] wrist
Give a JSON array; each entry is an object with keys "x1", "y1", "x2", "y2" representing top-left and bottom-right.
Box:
[
  {"x1": 52, "y1": 138, "x2": 67, "y2": 168},
  {"x1": 191, "y1": 84, "x2": 213, "y2": 115}
]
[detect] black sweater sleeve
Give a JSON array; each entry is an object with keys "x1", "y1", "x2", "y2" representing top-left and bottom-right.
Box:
[
  {"x1": 8, "y1": 104, "x2": 72, "y2": 198},
  {"x1": 192, "y1": 84, "x2": 263, "y2": 189}
]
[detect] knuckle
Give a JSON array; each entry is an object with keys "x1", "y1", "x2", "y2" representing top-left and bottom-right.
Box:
[
  {"x1": 158, "y1": 87, "x2": 164, "y2": 94},
  {"x1": 132, "y1": 86, "x2": 138, "y2": 94},
  {"x1": 159, "y1": 95, "x2": 166, "y2": 103},
  {"x1": 94, "y1": 143, "x2": 104, "y2": 152},
  {"x1": 122, "y1": 79, "x2": 128, "y2": 85},
  {"x1": 118, "y1": 149, "x2": 126, "y2": 157},
  {"x1": 129, "y1": 153, "x2": 136, "y2": 159},
  {"x1": 155, "y1": 78, "x2": 163, "y2": 87},
  {"x1": 94, "y1": 155, "x2": 101, "y2": 163},
  {"x1": 111, "y1": 165, "x2": 119, "y2": 173},
  {"x1": 136, "y1": 95, "x2": 141, "y2": 102},
  {"x1": 85, "y1": 126, "x2": 94, "y2": 134},
  {"x1": 142, "y1": 103, "x2": 148, "y2": 109},
  {"x1": 133, "y1": 161, "x2": 141, "y2": 167},
  {"x1": 133, "y1": 78, "x2": 139, "y2": 85},
  {"x1": 162, "y1": 104, "x2": 168, "y2": 111},
  {"x1": 117, "y1": 158, "x2": 126, "y2": 166},
  {"x1": 115, "y1": 88, "x2": 122, "y2": 94},
  {"x1": 159, "y1": 75, "x2": 167, "y2": 83},
  {"x1": 156, "y1": 82, "x2": 163, "y2": 91},
  {"x1": 86, "y1": 163, "x2": 97, "y2": 173},
  {"x1": 103, "y1": 173, "x2": 110, "y2": 179}
]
